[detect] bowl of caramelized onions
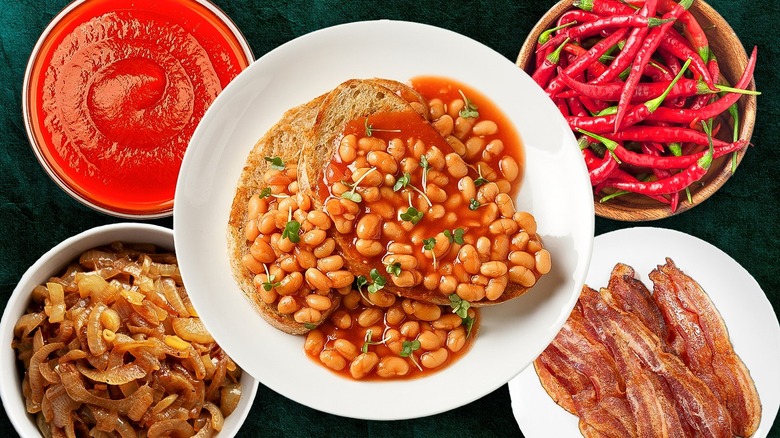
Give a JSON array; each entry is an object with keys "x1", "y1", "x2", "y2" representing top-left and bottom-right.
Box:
[{"x1": 0, "y1": 223, "x2": 257, "y2": 437}]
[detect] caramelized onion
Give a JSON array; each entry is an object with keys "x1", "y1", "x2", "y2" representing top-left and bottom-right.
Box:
[
  {"x1": 220, "y1": 383, "x2": 242, "y2": 417},
  {"x1": 172, "y1": 317, "x2": 215, "y2": 344},
  {"x1": 202, "y1": 401, "x2": 224, "y2": 432},
  {"x1": 13, "y1": 311, "x2": 46, "y2": 338},
  {"x1": 28, "y1": 341, "x2": 65, "y2": 412},
  {"x1": 76, "y1": 362, "x2": 147, "y2": 385},
  {"x1": 147, "y1": 419, "x2": 194, "y2": 438}
]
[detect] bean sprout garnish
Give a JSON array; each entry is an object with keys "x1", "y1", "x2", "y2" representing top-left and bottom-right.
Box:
[
  {"x1": 422, "y1": 237, "x2": 438, "y2": 269},
  {"x1": 264, "y1": 155, "x2": 285, "y2": 170},
  {"x1": 400, "y1": 340, "x2": 423, "y2": 371},
  {"x1": 281, "y1": 207, "x2": 301, "y2": 243},
  {"x1": 400, "y1": 192, "x2": 424, "y2": 224},
  {"x1": 443, "y1": 228, "x2": 465, "y2": 244},
  {"x1": 458, "y1": 90, "x2": 479, "y2": 119},
  {"x1": 385, "y1": 261, "x2": 402, "y2": 277},
  {"x1": 449, "y1": 294, "x2": 475, "y2": 338},
  {"x1": 361, "y1": 329, "x2": 390, "y2": 353},
  {"x1": 341, "y1": 167, "x2": 378, "y2": 203},
  {"x1": 364, "y1": 116, "x2": 402, "y2": 137},
  {"x1": 468, "y1": 198, "x2": 481, "y2": 211}
]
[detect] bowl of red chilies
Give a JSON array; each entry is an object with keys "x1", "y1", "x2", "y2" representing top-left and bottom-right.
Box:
[{"x1": 518, "y1": 0, "x2": 758, "y2": 221}]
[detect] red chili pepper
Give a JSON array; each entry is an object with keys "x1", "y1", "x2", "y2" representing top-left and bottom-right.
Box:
[
  {"x1": 596, "y1": 169, "x2": 672, "y2": 204},
  {"x1": 533, "y1": 38, "x2": 570, "y2": 88},
  {"x1": 540, "y1": 14, "x2": 670, "y2": 53},
  {"x1": 561, "y1": 43, "x2": 608, "y2": 77},
  {"x1": 658, "y1": 28, "x2": 715, "y2": 88},
  {"x1": 613, "y1": 0, "x2": 691, "y2": 132},
  {"x1": 657, "y1": 0, "x2": 710, "y2": 63},
  {"x1": 608, "y1": 125, "x2": 737, "y2": 148},
  {"x1": 607, "y1": 122, "x2": 715, "y2": 195},
  {"x1": 648, "y1": 46, "x2": 758, "y2": 124},
  {"x1": 574, "y1": 0, "x2": 634, "y2": 16},
  {"x1": 587, "y1": 149, "x2": 619, "y2": 186},
  {"x1": 567, "y1": 96, "x2": 590, "y2": 118},
  {"x1": 545, "y1": 27, "x2": 629, "y2": 96},
  {"x1": 556, "y1": 9, "x2": 600, "y2": 28},
  {"x1": 690, "y1": 54, "x2": 720, "y2": 111},
  {"x1": 642, "y1": 143, "x2": 680, "y2": 212}
]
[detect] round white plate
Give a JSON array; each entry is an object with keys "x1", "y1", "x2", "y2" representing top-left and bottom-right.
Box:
[
  {"x1": 174, "y1": 20, "x2": 593, "y2": 420},
  {"x1": 509, "y1": 227, "x2": 780, "y2": 437}
]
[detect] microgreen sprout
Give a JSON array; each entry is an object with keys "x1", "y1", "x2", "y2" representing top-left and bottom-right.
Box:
[
  {"x1": 422, "y1": 237, "x2": 438, "y2": 269},
  {"x1": 458, "y1": 90, "x2": 479, "y2": 118},
  {"x1": 400, "y1": 192, "x2": 424, "y2": 224},
  {"x1": 304, "y1": 322, "x2": 317, "y2": 330},
  {"x1": 341, "y1": 167, "x2": 377, "y2": 203},
  {"x1": 355, "y1": 274, "x2": 369, "y2": 301},
  {"x1": 400, "y1": 340, "x2": 422, "y2": 371},
  {"x1": 385, "y1": 261, "x2": 402, "y2": 277},
  {"x1": 468, "y1": 198, "x2": 481, "y2": 211},
  {"x1": 364, "y1": 116, "x2": 402, "y2": 137},
  {"x1": 261, "y1": 264, "x2": 281, "y2": 291},
  {"x1": 264, "y1": 156, "x2": 285, "y2": 170},
  {"x1": 361, "y1": 329, "x2": 390, "y2": 353},
  {"x1": 449, "y1": 294, "x2": 475, "y2": 338},
  {"x1": 281, "y1": 207, "x2": 301, "y2": 243},
  {"x1": 443, "y1": 228, "x2": 465, "y2": 245},
  {"x1": 393, "y1": 172, "x2": 411, "y2": 192},
  {"x1": 367, "y1": 268, "x2": 387, "y2": 294},
  {"x1": 419, "y1": 155, "x2": 431, "y2": 189},
  {"x1": 473, "y1": 165, "x2": 489, "y2": 187},
  {"x1": 259, "y1": 187, "x2": 272, "y2": 198}
]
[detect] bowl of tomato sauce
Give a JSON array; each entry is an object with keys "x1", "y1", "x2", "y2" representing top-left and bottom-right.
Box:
[{"x1": 23, "y1": 0, "x2": 254, "y2": 218}]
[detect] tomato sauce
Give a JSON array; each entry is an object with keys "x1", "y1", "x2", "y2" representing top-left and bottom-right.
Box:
[{"x1": 26, "y1": 0, "x2": 252, "y2": 216}]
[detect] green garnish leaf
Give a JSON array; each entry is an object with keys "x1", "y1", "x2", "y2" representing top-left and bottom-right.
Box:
[
  {"x1": 281, "y1": 219, "x2": 301, "y2": 243},
  {"x1": 443, "y1": 228, "x2": 465, "y2": 245},
  {"x1": 393, "y1": 172, "x2": 411, "y2": 192},
  {"x1": 362, "y1": 329, "x2": 373, "y2": 353},
  {"x1": 364, "y1": 117, "x2": 373, "y2": 137},
  {"x1": 341, "y1": 191, "x2": 363, "y2": 203},
  {"x1": 367, "y1": 268, "x2": 387, "y2": 294},
  {"x1": 458, "y1": 90, "x2": 479, "y2": 118},
  {"x1": 304, "y1": 322, "x2": 317, "y2": 330},
  {"x1": 422, "y1": 237, "x2": 436, "y2": 251},
  {"x1": 385, "y1": 261, "x2": 402, "y2": 277},
  {"x1": 262, "y1": 274, "x2": 281, "y2": 292},
  {"x1": 258, "y1": 187, "x2": 272, "y2": 198},
  {"x1": 463, "y1": 315, "x2": 475, "y2": 338},
  {"x1": 400, "y1": 340, "x2": 421, "y2": 358},
  {"x1": 400, "y1": 206, "x2": 424, "y2": 224},
  {"x1": 449, "y1": 293, "x2": 471, "y2": 319},
  {"x1": 355, "y1": 275, "x2": 368, "y2": 292},
  {"x1": 264, "y1": 156, "x2": 285, "y2": 170},
  {"x1": 468, "y1": 198, "x2": 480, "y2": 211},
  {"x1": 474, "y1": 177, "x2": 489, "y2": 187},
  {"x1": 419, "y1": 155, "x2": 430, "y2": 170}
]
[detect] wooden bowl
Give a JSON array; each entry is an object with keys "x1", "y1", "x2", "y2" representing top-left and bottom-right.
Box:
[{"x1": 517, "y1": 0, "x2": 757, "y2": 222}]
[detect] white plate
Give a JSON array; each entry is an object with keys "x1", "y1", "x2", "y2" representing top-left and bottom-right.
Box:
[
  {"x1": 174, "y1": 20, "x2": 593, "y2": 420},
  {"x1": 509, "y1": 227, "x2": 780, "y2": 437}
]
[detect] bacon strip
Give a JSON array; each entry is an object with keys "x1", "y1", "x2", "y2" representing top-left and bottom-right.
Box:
[
  {"x1": 650, "y1": 258, "x2": 762, "y2": 437},
  {"x1": 578, "y1": 286, "x2": 733, "y2": 438}
]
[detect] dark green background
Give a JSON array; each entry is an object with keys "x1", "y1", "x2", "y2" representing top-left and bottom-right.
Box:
[{"x1": 1, "y1": 0, "x2": 777, "y2": 436}]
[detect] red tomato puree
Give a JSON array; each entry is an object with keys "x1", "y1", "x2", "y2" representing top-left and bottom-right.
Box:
[{"x1": 27, "y1": 0, "x2": 252, "y2": 215}]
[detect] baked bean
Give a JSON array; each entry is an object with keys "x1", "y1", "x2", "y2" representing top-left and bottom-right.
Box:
[
  {"x1": 535, "y1": 249, "x2": 552, "y2": 275},
  {"x1": 400, "y1": 321, "x2": 420, "y2": 338},
  {"x1": 427, "y1": 204, "x2": 445, "y2": 220},
  {"x1": 495, "y1": 193, "x2": 515, "y2": 219},
  {"x1": 409, "y1": 138, "x2": 426, "y2": 160},
  {"x1": 256, "y1": 281, "x2": 277, "y2": 304},
  {"x1": 428, "y1": 169, "x2": 449, "y2": 188},
  {"x1": 369, "y1": 200, "x2": 394, "y2": 220},
  {"x1": 287, "y1": 180, "x2": 300, "y2": 195},
  {"x1": 425, "y1": 146, "x2": 446, "y2": 171},
  {"x1": 432, "y1": 114, "x2": 454, "y2": 137},
  {"x1": 247, "y1": 194, "x2": 266, "y2": 221},
  {"x1": 445, "y1": 135, "x2": 467, "y2": 156},
  {"x1": 454, "y1": 116, "x2": 475, "y2": 140},
  {"x1": 339, "y1": 134, "x2": 358, "y2": 162},
  {"x1": 294, "y1": 308, "x2": 321, "y2": 324},
  {"x1": 432, "y1": 313, "x2": 462, "y2": 331},
  {"x1": 386, "y1": 254, "x2": 418, "y2": 271},
  {"x1": 422, "y1": 273, "x2": 439, "y2": 290},
  {"x1": 244, "y1": 219, "x2": 260, "y2": 242},
  {"x1": 327, "y1": 270, "x2": 354, "y2": 289},
  {"x1": 457, "y1": 245, "x2": 481, "y2": 275},
  {"x1": 387, "y1": 242, "x2": 413, "y2": 255},
  {"x1": 480, "y1": 202, "x2": 499, "y2": 226},
  {"x1": 456, "y1": 283, "x2": 486, "y2": 302},
  {"x1": 351, "y1": 167, "x2": 383, "y2": 187},
  {"x1": 471, "y1": 274, "x2": 489, "y2": 286},
  {"x1": 367, "y1": 290, "x2": 396, "y2": 308},
  {"x1": 350, "y1": 352, "x2": 380, "y2": 379},
  {"x1": 241, "y1": 254, "x2": 264, "y2": 275},
  {"x1": 342, "y1": 291, "x2": 361, "y2": 310},
  {"x1": 292, "y1": 249, "x2": 314, "y2": 270},
  {"x1": 439, "y1": 276, "x2": 457, "y2": 295},
  {"x1": 425, "y1": 184, "x2": 447, "y2": 204},
  {"x1": 444, "y1": 153, "x2": 468, "y2": 179},
  {"x1": 278, "y1": 254, "x2": 300, "y2": 273},
  {"x1": 477, "y1": 182, "x2": 500, "y2": 204},
  {"x1": 376, "y1": 356, "x2": 410, "y2": 378},
  {"x1": 356, "y1": 213, "x2": 382, "y2": 240},
  {"x1": 458, "y1": 176, "x2": 477, "y2": 202},
  {"x1": 485, "y1": 274, "x2": 509, "y2": 300},
  {"x1": 306, "y1": 294, "x2": 333, "y2": 312},
  {"x1": 277, "y1": 197, "x2": 298, "y2": 215},
  {"x1": 258, "y1": 212, "x2": 277, "y2": 235},
  {"x1": 361, "y1": 187, "x2": 381, "y2": 203},
  {"x1": 358, "y1": 308, "x2": 383, "y2": 327},
  {"x1": 367, "y1": 150, "x2": 398, "y2": 174},
  {"x1": 495, "y1": 179, "x2": 512, "y2": 194},
  {"x1": 411, "y1": 301, "x2": 441, "y2": 321},
  {"x1": 297, "y1": 192, "x2": 312, "y2": 211},
  {"x1": 447, "y1": 98, "x2": 464, "y2": 118},
  {"x1": 464, "y1": 136, "x2": 485, "y2": 160},
  {"x1": 274, "y1": 209, "x2": 290, "y2": 229},
  {"x1": 431, "y1": 232, "x2": 451, "y2": 259},
  {"x1": 383, "y1": 173, "x2": 396, "y2": 187},
  {"x1": 400, "y1": 157, "x2": 419, "y2": 174},
  {"x1": 489, "y1": 218, "x2": 519, "y2": 235},
  {"x1": 305, "y1": 330, "x2": 325, "y2": 356},
  {"x1": 274, "y1": 271, "x2": 303, "y2": 296},
  {"x1": 277, "y1": 296, "x2": 299, "y2": 314},
  {"x1": 476, "y1": 237, "x2": 491, "y2": 261},
  {"x1": 509, "y1": 265, "x2": 537, "y2": 287},
  {"x1": 446, "y1": 327, "x2": 467, "y2": 353},
  {"x1": 358, "y1": 136, "x2": 386, "y2": 153},
  {"x1": 386, "y1": 304, "x2": 406, "y2": 325},
  {"x1": 277, "y1": 235, "x2": 296, "y2": 253},
  {"x1": 391, "y1": 271, "x2": 417, "y2": 288},
  {"x1": 401, "y1": 299, "x2": 415, "y2": 315},
  {"x1": 511, "y1": 232, "x2": 530, "y2": 251},
  {"x1": 429, "y1": 98, "x2": 446, "y2": 119},
  {"x1": 499, "y1": 155, "x2": 520, "y2": 182},
  {"x1": 476, "y1": 162, "x2": 498, "y2": 182},
  {"x1": 355, "y1": 239, "x2": 383, "y2": 257},
  {"x1": 527, "y1": 239, "x2": 543, "y2": 254},
  {"x1": 331, "y1": 181, "x2": 350, "y2": 197},
  {"x1": 514, "y1": 211, "x2": 538, "y2": 236},
  {"x1": 491, "y1": 235, "x2": 511, "y2": 261},
  {"x1": 334, "y1": 339, "x2": 360, "y2": 361},
  {"x1": 387, "y1": 138, "x2": 406, "y2": 162},
  {"x1": 509, "y1": 250, "x2": 535, "y2": 269},
  {"x1": 317, "y1": 255, "x2": 344, "y2": 273},
  {"x1": 313, "y1": 238, "x2": 336, "y2": 259},
  {"x1": 331, "y1": 310, "x2": 352, "y2": 330},
  {"x1": 418, "y1": 330, "x2": 443, "y2": 350},
  {"x1": 482, "y1": 139, "x2": 504, "y2": 161},
  {"x1": 481, "y1": 261, "x2": 508, "y2": 278},
  {"x1": 306, "y1": 212, "x2": 330, "y2": 232},
  {"x1": 319, "y1": 349, "x2": 346, "y2": 371},
  {"x1": 421, "y1": 347, "x2": 449, "y2": 369},
  {"x1": 249, "y1": 238, "x2": 276, "y2": 264},
  {"x1": 473, "y1": 119, "x2": 498, "y2": 136},
  {"x1": 263, "y1": 169, "x2": 289, "y2": 185},
  {"x1": 444, "y1": 196, "x2": 462, "y2": 212},
  {"x1": 305, "y1": 268, "x2": 332, "y2": 291},
  {"x1": 382, "y1": 222, "x2": 404, "y2": 241}
]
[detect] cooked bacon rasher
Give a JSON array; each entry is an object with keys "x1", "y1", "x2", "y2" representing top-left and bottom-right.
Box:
[{"x1": 534, "y1": 260, "x2": 761, "y2": 438}]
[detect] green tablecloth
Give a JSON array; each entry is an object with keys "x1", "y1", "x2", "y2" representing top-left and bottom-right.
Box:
[{"x1": 1, "y1": 0, "x2": 777, "y2": 436}]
